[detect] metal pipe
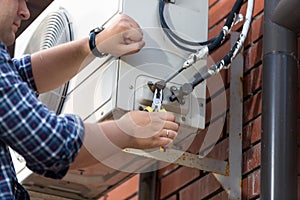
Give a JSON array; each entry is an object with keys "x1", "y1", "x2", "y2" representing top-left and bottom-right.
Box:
[
  {"x1": 138, "y1": 172, "x2": 157, "y2": 200},
  {"x1": 271, "y1": 0, "x2": 300, "y2": 34},
  {"x1": 261, "y1": 0, "x2": 298, "y2": 199},
  {"x1": 138, "y1": 165, "x2": 158, "y2": 200}
]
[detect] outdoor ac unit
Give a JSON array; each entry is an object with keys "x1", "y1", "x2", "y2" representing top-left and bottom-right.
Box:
[{"x1": 13, "y1": 0, "x2": 208, "y2": 199}]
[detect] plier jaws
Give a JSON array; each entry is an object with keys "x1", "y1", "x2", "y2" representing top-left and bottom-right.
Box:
[{"x1": 151, "y1": 89, "x2": 163, "y2": 112}]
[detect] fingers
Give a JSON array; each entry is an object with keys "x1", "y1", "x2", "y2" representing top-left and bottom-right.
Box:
[
  {"x1": 97, "y1": 14, "x2": 145, "y2": 57},
  {"x1": 147, "y1": 111, "x2": 179, "y2": 132},
  {"x1": 156, "y1": 129, "x2": 178, "y2": 147},
  {"x1": 120, "y1": 41, "x2": 145, "y2": 56},
  {"x1": 116, "y1": 110, "x2": 179, "y2": 149},
  {"x1": 160, "y1": 129, "x2": 177, "y2": 140},
  {"x1": 123, "y1": 28, "x2": 144, "y2": 44},
  {"x1": 120, "y1": 22, "x2": 144, "y2": 55},
  {"x1": 153, "y1": 111, "x2": 176, "y2": 122}
]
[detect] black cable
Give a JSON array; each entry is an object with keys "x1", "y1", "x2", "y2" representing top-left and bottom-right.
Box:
[
  {"x1": 160, "y1": 0, "x2": 244, "y2": 54},
  {"x1": 165, "y1": 0, "x2": 246, "y2": 103},
  {"x1": 207, "y1": 0, "x2": 243, "y2": 53},
  {"x1": 161, "y1": 28, "x2": 198, "y2": 52},
  {"x1": 159, "y1": 0, "x2": 215, "y2": 47}
]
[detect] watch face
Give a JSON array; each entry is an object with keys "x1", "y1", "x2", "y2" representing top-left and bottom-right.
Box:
[{"x1": 93, "y1": 27, "x2": 103, "y2": 34}]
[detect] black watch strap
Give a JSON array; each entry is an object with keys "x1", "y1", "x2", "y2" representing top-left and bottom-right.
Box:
[{"x1": 89, "y1": 27, "x2": 108, "y2": 58}]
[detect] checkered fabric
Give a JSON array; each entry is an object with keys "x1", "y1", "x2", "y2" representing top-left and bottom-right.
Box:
[{"x1": 0, "y1": 41, "x2": 84, "y2": 199}]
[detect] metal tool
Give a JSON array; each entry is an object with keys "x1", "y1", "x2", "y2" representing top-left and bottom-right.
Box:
[{"x1": 144, "y1": 87, "x2": 167, "y2": 151}]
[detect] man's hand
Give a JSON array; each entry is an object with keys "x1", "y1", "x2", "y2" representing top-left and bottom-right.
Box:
[
  {"x1": 95, "y1": 14, "x2": 145, "y2": 57},
  {"x1": 71, "y1": 111, "x2": 179, "y2": 170},
  {"x1": 115, "y1": 111, "x2": 179, "y2": 149}
]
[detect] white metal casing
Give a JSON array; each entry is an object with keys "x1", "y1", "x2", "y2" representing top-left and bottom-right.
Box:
[{"x1": 13, "y1": 0, "x2": 208, "y2": 199}]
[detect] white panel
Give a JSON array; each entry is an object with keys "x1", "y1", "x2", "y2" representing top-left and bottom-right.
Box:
[
  {"x1": 62, "y1": 59, "x2": 118, "y2": 120},
  {"x1": 117, "y1": 0, "x2": 207, "y2": 129}
]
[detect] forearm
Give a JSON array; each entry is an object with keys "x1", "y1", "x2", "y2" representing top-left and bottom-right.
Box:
[
  {"x1": 31, "y1": 37, "x2": 93, "y2": 93},
  {"x1": 30, "y1": 14, "x2": 145, "y2": 93},
  {"x1": 70, "y1": 121, "x2": 130, "y2": 170},
  {"x1": 70, "y1": 111, "x2": 179, "y2": 170}
]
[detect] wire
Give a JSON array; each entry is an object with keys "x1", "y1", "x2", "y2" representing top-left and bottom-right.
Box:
[
  {"x1": 159, "y1": 0, "x2": 244, "y2": 54},
  {"x1": 159, "y1": 0, "x2": 215, "y2": 47},
  {"x1": 207, "y1": 0, "x2": 254, "y2": 77},
  {"x1": 208, "y1": 0, "x2": 243, "y2": 53},
  {"x1": 169, "y1": 0, "x2": 254, "y2": 102}
]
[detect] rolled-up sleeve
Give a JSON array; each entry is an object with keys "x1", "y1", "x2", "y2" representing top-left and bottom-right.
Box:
[{"x1": 0, "y1": 54, "x2": 85, "y2": 179}]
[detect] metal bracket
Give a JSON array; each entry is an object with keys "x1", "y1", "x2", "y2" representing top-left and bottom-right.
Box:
[
  {"x1": 212, "y1": 32, "x2": 243, "y2": 199},
  {"x1": 125, "y1": 33, "x2": 243, "y2": 199},
  {"x1": 124, "y1": 148, "x2": 229, "y2": 176}
]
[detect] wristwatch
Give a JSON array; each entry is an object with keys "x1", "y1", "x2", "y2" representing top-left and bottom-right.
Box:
[{"x1": 89, "y1": 27, "x2": 108, "y2": 58}]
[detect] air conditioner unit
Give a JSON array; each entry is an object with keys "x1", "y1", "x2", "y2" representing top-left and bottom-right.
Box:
[{"x1": 13, "y1": 0, "x2": 208, "y2": 199}]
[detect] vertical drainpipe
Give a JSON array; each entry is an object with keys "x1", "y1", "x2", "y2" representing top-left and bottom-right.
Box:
[
  {"x1": 261, "y1": 0, "x2": 298, "y2": 199},
  {"x1": 138, "y1": 171, "x2": 157, "y2": 200}
]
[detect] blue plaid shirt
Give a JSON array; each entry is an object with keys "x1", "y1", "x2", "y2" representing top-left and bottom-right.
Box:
[{"x1": 0, "y1": 41, "x2": 85, "y2": 199}]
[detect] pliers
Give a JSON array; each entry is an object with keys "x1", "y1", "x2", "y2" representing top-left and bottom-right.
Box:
[
  {"x1": 144, "y1": 88, "x2": 167, "y2": 151},
  {"x1": 144, "y1": 89, "x2": 166, "y2": 112}
]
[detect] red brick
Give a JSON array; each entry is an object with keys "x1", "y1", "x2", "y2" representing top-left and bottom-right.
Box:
[
  {"x1": 187, "y1": 113, "x2": 228, "y2": 156},
  {"x1": 243, "y1": 143, "x2": 261, "y2": 175},
  {"x1": 206, "y1": 138, "x2": 229, "y2": 161},
  {"x1": 158, "y1": 164, "x2": 180, "y2": 177},
  {"x1": 244, "y1": 40, "x2": 263, "y2": 72},
  {"x1": 129, "y1": 196, "x2": 138, "y2": 200},
  {"x1": 243, "y1": 65, "x2": 262, "y2": 97},
  {"x1": 205, "y1": 70, "x2": 229, "y2": 100},
  {"x1": 243, "y1": 116, "x2": 261, "y2": 149},
  {"x1": 186, "y1": 128, "x2": 207, "y2": 154},
  {"x1": 253, "y1": 0, "x2": 264, "y2": 17},
  {"x1": 243, "y1": 170, "x2": 261, "y2": 199},
  {"x1": 210, "y1": 40, "x2": 231, "y2": 64},
  {"x1": 180, "y1": 174, "x2": 221, "y2": 199},
  {"x1": 104, "y1": 175, "x2": 139, "y2": 200},
  {"x1": 245, "y1": 15, "x2": 264, "y2": 46},
  {"x1": 208, "y1": 18, "x2": 226, "y2": 40},
  {"x1": 209, "y1": 191, "x2": 228, "y2": 200},
  {"x1": 243, "y1": 91, "x2": 262, "y2": 124},
  {"x1": 209, "y1": 0, "x2": 238, "y2": 29},
  {"x1": 160, "y1": 167, "x2": 200, "y2": 198},
  {"x1": 206, "y1": 89, "x2": 229, "y2": 124},
  {"x1": 165, "y1": 195, "x2": 177, "y2": 200}
]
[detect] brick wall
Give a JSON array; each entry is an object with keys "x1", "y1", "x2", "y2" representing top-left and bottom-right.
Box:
[
  {"x1": 157, "y1": 1, "x2": 264, "y2": 199},
  {"x1": 101, "y1": 0, "x2": 299, "y2": 199},
  {"x1": 99, "y1": 175, "x2": 139, "y2": 200}
]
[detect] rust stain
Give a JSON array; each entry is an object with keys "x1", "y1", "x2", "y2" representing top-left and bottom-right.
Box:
[{"x1": 225, "y1": 163, "x2": 230, "y2": 176}]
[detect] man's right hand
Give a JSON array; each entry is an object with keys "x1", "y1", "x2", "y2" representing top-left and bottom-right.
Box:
[
  {"x1": 115, "y1": 111, "x2": 179, "y2": 149},
  {"x1": 95, "y1": 14, "x2": 146, "y2": 57}
]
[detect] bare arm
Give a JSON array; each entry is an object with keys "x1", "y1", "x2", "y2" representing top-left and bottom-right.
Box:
[
  {"x1": 70, "y1": 111, "x2": 179, "y2": 169},
  {"x1": 31, "y1": 14, "x2": 145, "y2": 93}
]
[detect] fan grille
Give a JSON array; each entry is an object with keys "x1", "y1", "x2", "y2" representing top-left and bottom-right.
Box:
[{"x1": 25, "y1": 9, "x2": 73, "y2": 113}]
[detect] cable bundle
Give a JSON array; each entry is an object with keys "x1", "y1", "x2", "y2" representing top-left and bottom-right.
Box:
[
  {"x1": 160, "y1": 0, "x2": 254, "y2": 103},
  {"x1": 159, "y1": 0, "x2": 243, "y2": 54}
]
